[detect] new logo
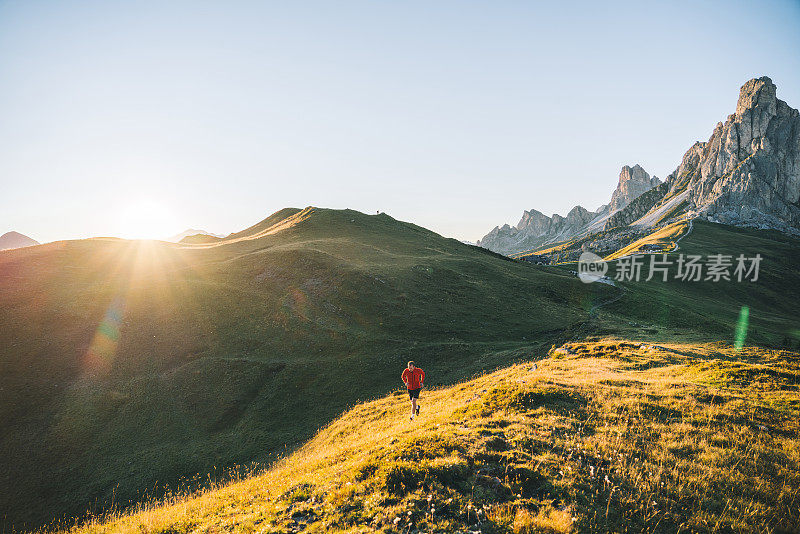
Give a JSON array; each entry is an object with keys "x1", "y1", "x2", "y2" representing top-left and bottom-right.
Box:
[{"x1": 577, "y1": 251, "x2": 607, "y2": 283}]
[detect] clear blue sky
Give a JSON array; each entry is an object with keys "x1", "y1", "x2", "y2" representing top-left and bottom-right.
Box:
[{"x1": 1, "y1": 0, "x2": 799, "y2": 243}]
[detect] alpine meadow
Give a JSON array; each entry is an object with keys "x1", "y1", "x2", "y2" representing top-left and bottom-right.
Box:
[{"x1": 1, "y1": 2, "x2": 800, "y2": 534}]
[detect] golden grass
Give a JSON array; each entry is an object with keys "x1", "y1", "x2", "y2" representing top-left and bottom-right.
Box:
[
  {"x1": 179, "y1": 207, "x2": 317, "y2": 249},
  {"x1": 55, "y1": 339, "x2": 800, "y2": 534},
  {"x1": 511, "y1": 239, "x2": 575, "y2": 259},
  {"x1": 603, "y1": 221, "x2": 689, "y2": 260}
]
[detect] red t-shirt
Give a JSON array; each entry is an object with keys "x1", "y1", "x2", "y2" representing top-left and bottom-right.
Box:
[{"x1": 401, "y1": 368, "x2": 425, "y2": 390}]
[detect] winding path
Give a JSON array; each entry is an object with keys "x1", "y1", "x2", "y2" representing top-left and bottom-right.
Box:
[{"x1": 671, "y1": 218, "x2": 694, "y2": 252}]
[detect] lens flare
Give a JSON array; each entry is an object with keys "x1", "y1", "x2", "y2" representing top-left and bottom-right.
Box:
[
  {"x1": 734, "y1": 305, "x2": 749, "y2": 350},
  {"x1": 84, "y1": 297, "x2": 126, "y2": 374}
]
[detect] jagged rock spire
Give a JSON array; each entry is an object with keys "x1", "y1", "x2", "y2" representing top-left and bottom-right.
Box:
[{"x1": 609, "y1": 165, "x2": 661, "y2": 212}]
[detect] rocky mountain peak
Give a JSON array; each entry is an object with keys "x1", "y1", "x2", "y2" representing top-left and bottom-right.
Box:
[
  {"x1": 566, "y1": 205, "x2": 593, "y2": 223},
  {"x1": 609, "y1": 165, "x2": 661, "y2": 211},
  {"x1": 478, "y1": 77, "x2": 800, "y2": 256},
  {"x1": 477, "y1": 165, "x2": 661, "y2": 254},
  {"x1": 735, "y1": 76, "x2": 777, "y2": 122},
  {"x1": 517, "y1": 208, "x2": 549, "y2": 230},
  {"x1": 618, "y1": 164, "x2": 646, "y2": 184},
  {"x1": 673, "y1": 76, "x2": 800, "y2": 233}
]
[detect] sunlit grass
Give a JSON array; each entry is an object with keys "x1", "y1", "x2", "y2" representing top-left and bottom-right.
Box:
[
  {"x1": 55, "y1": 339, "x2": 800, "y2": 533},
  {"x1": 4, "y1": 212, "x2": 798, "y2": 531},
  {"x1": 2, "y1": 207, "x2": 617, "y2": 531},
  {"x1": 603, "y1": 220, "x2": 688, "y2": 260}
]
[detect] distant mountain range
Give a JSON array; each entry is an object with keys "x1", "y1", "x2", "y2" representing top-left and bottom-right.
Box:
[
  {"x1": 167, "y1": 228, "x2": 225, "y2": 243},
  {"x1": 0, "y1": 231, "x2": 39, "y2": 251},
  {"x1": 479, "y1": 76, "x2": 800, "y2": 256},
  {"x1": 479, "y1": 164, "x2": 661, "y2": 254}
]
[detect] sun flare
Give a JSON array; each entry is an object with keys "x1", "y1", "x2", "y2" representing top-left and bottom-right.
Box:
[{"x1": 115, "y1": 199, "x2": 179, "y2": 240}]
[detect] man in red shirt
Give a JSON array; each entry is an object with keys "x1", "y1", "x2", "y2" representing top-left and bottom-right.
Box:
[{"x1": 401, "y1": 361, "x2": 425, "y2": 421}]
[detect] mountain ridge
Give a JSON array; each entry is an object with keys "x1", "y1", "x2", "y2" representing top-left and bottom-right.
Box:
[
  {"x1": 479, "y1": 76, "x2": 800, "y2": 257},
  {"x1": 666, "y1": 76, "x2": 800, "y2": 234},
  {"x1": 478, "y1": 164, "x2": 660, "y2": 254}
]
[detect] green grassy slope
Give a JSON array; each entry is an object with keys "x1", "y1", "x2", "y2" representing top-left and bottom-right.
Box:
[
  {"x1": 597, "y1": 221, "x2": 800, "y2": 347},
  {"x1": 62, "y1": 339, "x2": 800, "y2": 534},
  {"x1": 0, "y1": 208, "x2": 613, "y2": 531}
]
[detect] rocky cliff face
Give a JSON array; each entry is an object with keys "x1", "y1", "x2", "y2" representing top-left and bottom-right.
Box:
[
  {"x1": 479, "y1": 76, "x2": 800, "y2": 256},
  {"x1": 478, "y1": 164, "x2": 659, "y2": 254},
  {"x1": 664, "y1": 76, "x2": 800, "y2": 234},
  {"x1": 478, "y1": 204, "x2": 604, "y2": 254},
  {"x1": 610, "y1": 165, "x2": 661, "y2": 211},
  {"x1": 604, "y1": 183, "x2": 667, "y2": 230}
]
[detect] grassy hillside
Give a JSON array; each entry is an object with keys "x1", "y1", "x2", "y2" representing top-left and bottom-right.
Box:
[
  {"x1": 0, "y1": 207, "x2": 613, "y2": 531},
  {"x1": 602, "y1": 220, "x2": 687, "y2": 260},
  {"x1": 3, "y1": 209, "x2": 798, "y2": 531},
  {"x1": 60, "y1": 339, "x2": 800, "y2": 534},
  {"x1": 519, "y1": 219, "x2": 800, "y2": 348},
  {"x1": 598, "y1": 221, "x2": 800, "y2": 348}
]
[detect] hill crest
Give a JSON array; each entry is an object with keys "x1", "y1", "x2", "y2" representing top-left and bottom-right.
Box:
[
  {"x1": 0, "y1": 205, "x2": 611, "y2": 531},
  {"x1": 0, "y1": 231, "x2": 39, "y2": 251}
]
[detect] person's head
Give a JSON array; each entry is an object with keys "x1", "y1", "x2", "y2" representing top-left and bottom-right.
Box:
[{"x1": 407, "y1": 360, "x2": 415, "y2": 370}]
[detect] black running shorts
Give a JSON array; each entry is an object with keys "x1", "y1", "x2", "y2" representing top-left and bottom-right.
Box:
[{"x1": 408, "y1": 388, "x2": 421, "y2": 399}]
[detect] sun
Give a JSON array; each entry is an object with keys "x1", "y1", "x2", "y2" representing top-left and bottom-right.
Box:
[{"x1": 114, "y1": 199, "x2": 180, "y2": 240}]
